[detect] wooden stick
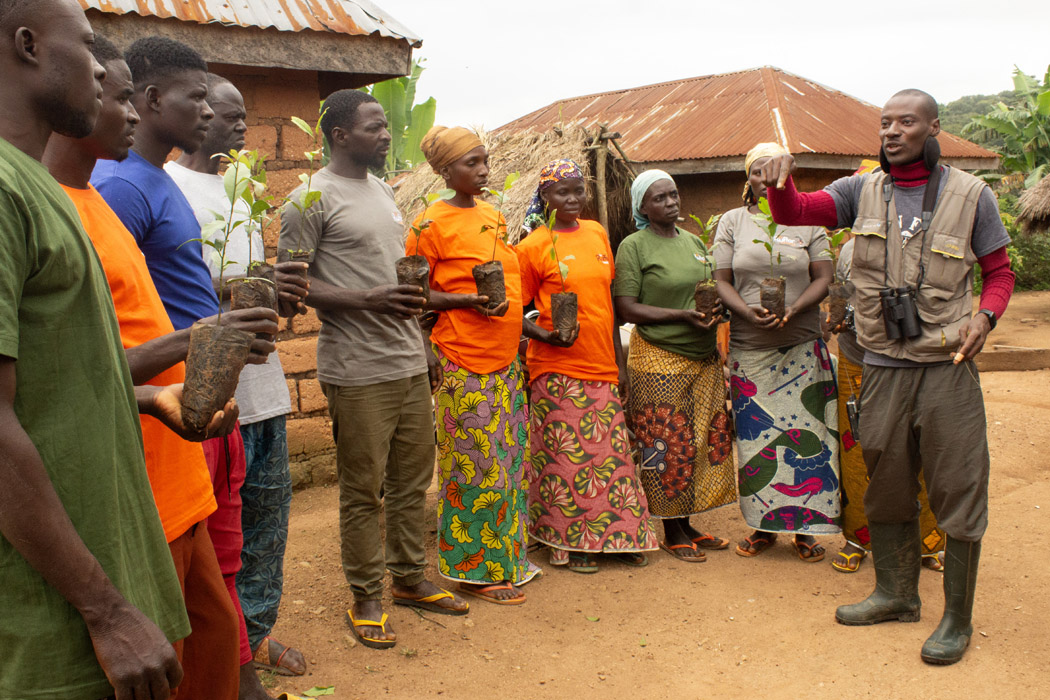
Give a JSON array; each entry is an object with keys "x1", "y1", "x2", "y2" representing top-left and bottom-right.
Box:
[{"x1": 595, "y1": 124, "x2": 609, "y2": 232}]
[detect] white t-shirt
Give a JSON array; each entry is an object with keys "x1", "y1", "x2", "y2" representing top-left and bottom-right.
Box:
[{"x1": 165, "y1": 161, "x2": 291, "y2": 425}]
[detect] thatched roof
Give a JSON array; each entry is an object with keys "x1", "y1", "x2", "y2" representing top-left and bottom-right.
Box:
[
  {"x1": 1018, "y1": 175, "x2": 1050, "y2": 234},
  {"x1": 393, "y1": 126, "x2": 636, "y2": 250}
]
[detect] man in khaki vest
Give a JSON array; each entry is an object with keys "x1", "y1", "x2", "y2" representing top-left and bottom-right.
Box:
[{"x1": 755, "y1": 89, "x2": 1015, "y2": 666}]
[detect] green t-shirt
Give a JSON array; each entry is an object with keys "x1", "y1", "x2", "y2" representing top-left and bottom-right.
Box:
[
  {"x1": 613, "y1": 226, "x2": 717, "y2": 359},
  {"x1": 0, "y1": 137, "x2": 189, "y2": 699}
]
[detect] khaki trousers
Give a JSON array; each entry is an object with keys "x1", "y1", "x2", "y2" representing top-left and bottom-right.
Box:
[
  {"x1": 322, "y1": 373, "x2": 436, "y2": 600},
  {"x1": 858, "y1": 361, "x2": 989, "y2": 541}
]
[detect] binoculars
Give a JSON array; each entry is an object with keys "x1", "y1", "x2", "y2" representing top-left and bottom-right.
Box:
[{"x1": 879, "y1": 286, "x2": 922, "y2": 340}]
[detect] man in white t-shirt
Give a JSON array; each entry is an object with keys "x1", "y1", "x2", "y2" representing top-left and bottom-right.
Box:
[{"x1": 166, "y1": 74, "x2": 306, "y2": 682}]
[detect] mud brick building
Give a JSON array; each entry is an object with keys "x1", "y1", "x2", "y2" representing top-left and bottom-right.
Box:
[{"x1": 79, "y1": 0, "x2": 422, "y2": 484}]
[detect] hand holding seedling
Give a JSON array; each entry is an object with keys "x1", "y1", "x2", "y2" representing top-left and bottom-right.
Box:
[
  {"x1": 365, "y1": 283, "x2": 427, "y2": 318},
  {"x1": 146, "y1": 384, "x2": 240, "y2": 441},
  {"x1": 682, "y1": 307, "x2": 724, "y2": 331},
  {"x1": 471, "y1": 298, "x2": 510, "y2": 318},
  {"x1": 546, "y1": 323, "x2": 580, "y2": 348},
  {"x1": 275, "y1": 261, "x2": 310, "y2": 316},
  {"x1": 747, "y1": 305, "x2": 781, "y2": 329}
]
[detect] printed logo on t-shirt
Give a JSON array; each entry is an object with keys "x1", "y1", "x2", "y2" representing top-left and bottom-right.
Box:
[
  {"x1": 773, "y1": 234, "x2": 806, "y2": 248},
  {"x1": 595, "y1": 253, "x2": 610, "y2": 264},
  {"x1": 391, "y1": 210, "x2": 404, "y2": 225}
]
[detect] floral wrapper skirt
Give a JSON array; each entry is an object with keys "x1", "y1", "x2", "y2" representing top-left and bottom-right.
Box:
[
  {"x1": 434, "y1": 347, "x2": 540, "y2": 585},
  {"x1": 527, "y1": 373, "x2": 658, "y2": 554}
]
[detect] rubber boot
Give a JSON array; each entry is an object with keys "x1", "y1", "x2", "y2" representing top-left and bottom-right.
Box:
[
  {"x1": 835, "y1": 520, "x2": 922, "y2": 625},
  {"x1": 921, "y1": 536, "x2": 980, "y2": 665}
]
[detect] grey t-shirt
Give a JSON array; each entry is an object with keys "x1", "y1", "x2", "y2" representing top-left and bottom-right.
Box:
[
  {"x1": 279, "y1": 169, "x2": 426, "y2": 387},
  {"x1": 713, "y1": 206, "x2": 828, "y2": 351},
  {"x1": 825, "y1": 166, "x2": 1010, "y2": 367}
]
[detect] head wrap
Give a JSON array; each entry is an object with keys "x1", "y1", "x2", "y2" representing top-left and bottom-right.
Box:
[
  {"x1": 742, "y1": 142, "x2": 789, "y2": 204},
  {"x1": 522, "y1": 159, "x2": 585, "y2": 232},
  {"x1": 420, "y1": 125, "x2": 484, "y2": 174},
  {"x1": 630, "y1": 169, "x2": 674, "y2": 230}
]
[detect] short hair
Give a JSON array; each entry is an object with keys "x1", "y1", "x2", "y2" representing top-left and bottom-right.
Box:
[
  {"x1": 207, "y1": 72, "x2": 231, "y2": 91},
  {"x1": 319, "y1": 89, "x2": 378, "y2": 143},
  {"x1": 890, "y1": 89, "x2": 939, "y2": 120},
  {"x1": 0, "y1": 0, "x2": 33, "y2": 32},
  {"x1": 90, "y1": 33, "x2": 122, "y2": 66},
  {"x1": 124, "y1": 36, "x2": 207, "y2": 90}
]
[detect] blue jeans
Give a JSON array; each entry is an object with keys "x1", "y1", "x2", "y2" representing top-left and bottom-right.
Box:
[{"x1": 236, "y1": 415, "x2": 291, "y2": 650}]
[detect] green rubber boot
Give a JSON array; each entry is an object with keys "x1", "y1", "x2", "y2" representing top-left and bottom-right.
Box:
[
  {"x1": 921, "y1": 536, "x2": 980, "y2": 665},
  {"x1": 835, "y1": 520, "x2": 922, "y2": 625}
]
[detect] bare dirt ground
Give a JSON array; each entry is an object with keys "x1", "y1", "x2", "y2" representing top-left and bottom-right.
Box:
[{"x1": 266, "y1": 293, "x2": 1050, "y2": 700}]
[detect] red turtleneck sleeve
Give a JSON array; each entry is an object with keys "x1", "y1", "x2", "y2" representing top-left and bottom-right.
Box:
[
  {"x1": 976, "y1": 246, "x2": 1014, "y2": 319},
  {"x1": 765, "y1": 176, "x2": 839, "y2": 228}
]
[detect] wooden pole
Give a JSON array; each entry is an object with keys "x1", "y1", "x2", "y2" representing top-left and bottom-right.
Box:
[{"x1": 595, "y1": 124, "x2": 609, "y2": 233}]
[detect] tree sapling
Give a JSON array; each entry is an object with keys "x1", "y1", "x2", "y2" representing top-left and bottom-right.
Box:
[{"x1": 471, "y1": 172, "x2": 519, "y2": 315}]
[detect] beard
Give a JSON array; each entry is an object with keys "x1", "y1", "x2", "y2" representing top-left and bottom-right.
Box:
[{"x1": 40, "y1": 92, "x2": 98, "y2": 139}]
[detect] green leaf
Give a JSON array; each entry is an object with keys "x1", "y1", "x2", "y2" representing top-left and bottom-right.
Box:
[
  {"x1": 290, "y1": 116, "x2": 315, "y2": 138},
  {"x1": 503, "y1": 172, "x2": 520, "y2": 191},
  {"x1": 558, "y1": 262, "x2": 569, "y2": 279},
  {"x1": 586, "y1": 616, "x2": 600, "y2": 622},
  {"x1": 303, "y1": 687, "x2": 335, "y2": 697},
  {"x1": 403, "y1": 97, "x2": 437, "y2": 168}
]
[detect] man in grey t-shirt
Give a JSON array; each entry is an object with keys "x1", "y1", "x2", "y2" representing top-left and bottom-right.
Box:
[{"x1": 279, "y1": 90, "x2": 468, "y2": 649}]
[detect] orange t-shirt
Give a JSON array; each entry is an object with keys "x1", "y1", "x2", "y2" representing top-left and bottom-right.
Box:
[
  {"x1": 63, "y1": 184, "x2": 216, "y2": 543},
  {"x1": 413, "y1": 199, "x2": 523, "y2": 374},
  {"x1": 516, "y1": 219, "x2": 618, "y2": 383}
]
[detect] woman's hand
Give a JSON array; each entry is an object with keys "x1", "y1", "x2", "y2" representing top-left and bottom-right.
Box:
[
  {"x1": 543, "y1": 324, "x2": 580, "y2": 348},
  {"x1": 682, "y1": 305, "x2": 723, "y2": 331},
  {"x1": 746, "y1": 305, "x2": 781, "y2": 329},
  {"x1": 778, "y1": 305, "x2": 797, "y2": 328}
]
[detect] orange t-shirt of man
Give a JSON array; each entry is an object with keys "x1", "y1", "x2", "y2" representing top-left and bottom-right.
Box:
[
  {"x1": 63, "y1": 184, "x2": 216, "y2": 543},
  {"x1": 516, "y1": 219, "x2": 618, "y2": 383},
  {"x1": 412, "y1": 199, "x2": 523, "y2": 374}
]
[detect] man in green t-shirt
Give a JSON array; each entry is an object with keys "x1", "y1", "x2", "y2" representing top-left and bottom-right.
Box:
[{"x1": 0, "y1": 1, "x2": 189, "y2": 697}]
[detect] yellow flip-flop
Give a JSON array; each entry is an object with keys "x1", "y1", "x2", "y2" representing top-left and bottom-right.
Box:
[
  {"x1": 831, "y1": 550, "x2": 866, "y2": 573},
  {"x1": 392, "y1": 588, "x2": 469, "y2": 615},
  {"x1": 345, "y1": 610, "x2": 396, "y2": 649}
]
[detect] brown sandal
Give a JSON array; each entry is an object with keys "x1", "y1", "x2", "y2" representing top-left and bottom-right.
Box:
[
  {"x1": 691, "y1": 532, "x2": 731, "y2": 550},
  {"x1": 792, "y1": 537, "x2": 826, "y2": 563},
  {"x1": 660, "y1": 541, "x2": 706, "y2": 562},
  {"x1": 735, "y1": 533, "x2": 777, "y2": 557}
]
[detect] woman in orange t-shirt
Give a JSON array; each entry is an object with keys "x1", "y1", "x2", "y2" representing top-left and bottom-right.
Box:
[
  {"x1": 516, "y1": 159, "x2": 657, "y2": 573},
  {"x1": 413, "y1": 126, "x2": 539, "y2": 606}
]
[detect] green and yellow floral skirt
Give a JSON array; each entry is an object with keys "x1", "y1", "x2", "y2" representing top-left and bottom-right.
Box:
[
  {"x1": 528, "y1": 373, "x2": 658, "y2": 554},
  {"x1": 434, "y1": 347, "x2": 540, "y2": 585}
]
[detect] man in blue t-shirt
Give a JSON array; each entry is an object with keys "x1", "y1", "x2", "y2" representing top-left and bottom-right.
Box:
[{"x1": 91, "y1": 36, "x2": 282, "y2": 700}]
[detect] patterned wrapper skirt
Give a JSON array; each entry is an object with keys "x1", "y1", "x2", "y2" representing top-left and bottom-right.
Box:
[
  {"x1": 731, "y1": 339, "x2": 842, "y2": 534},
  {"x1": 626, "y1": 331, "x2": 737, "y2": 518},
  {"x1": 434, "y1": 347, "x2": 541, "y2": 585},
  {"x1": 528, "y1": 373, "x2": 658, "y2": 554},
  {"x1": 837, "y1": 353, "x2": 944, "y2": 556}
]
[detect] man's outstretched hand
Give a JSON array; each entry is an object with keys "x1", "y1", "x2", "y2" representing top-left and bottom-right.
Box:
[
  {"x1": 140, "y1": 384, "x2": 239, "y2": 441},
  {"x1": 757, "y1": 154, "x2": 797, "y2": 190}
]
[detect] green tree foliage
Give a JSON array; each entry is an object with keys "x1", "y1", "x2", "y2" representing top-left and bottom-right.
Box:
[
  {"x1": 963, "y1": 66, "x2": 1050, "y2": 187},
  {"x1": 939, "y1": 90, "x2": 1019, "y2": 148},
  {"x1": 360, "y1": 59, "x2": 436, "y2": 176}
]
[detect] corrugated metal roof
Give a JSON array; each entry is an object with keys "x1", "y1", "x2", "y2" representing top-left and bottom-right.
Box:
[
  {"x1": 498, "y1": 66, "x2": 996, "y2": 165},
  {"x1": 78, "y1": 0, "x2": 422, "y2": 46}
]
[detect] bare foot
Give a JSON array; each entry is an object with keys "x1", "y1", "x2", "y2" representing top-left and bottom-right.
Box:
[
  {"x1": 239, "y1": 661, "x2": 274, "y2": 700},
  {"x1": 392, "y1": 579, "x2": 469, "y2": 613},
  {"x1": 352, "y1": 599, "x2": 395, "y2": 644}
]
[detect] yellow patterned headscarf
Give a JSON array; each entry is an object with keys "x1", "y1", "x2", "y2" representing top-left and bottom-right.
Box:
[
  {"x1": 742, "y1": 142, "x2": 789, "y2": 204},
  {"x1": 420, "y1": 126, "x2": 484, "y2": 174}
]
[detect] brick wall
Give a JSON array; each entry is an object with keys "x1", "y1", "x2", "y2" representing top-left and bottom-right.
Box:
[{"x1": 216, "y1": 65, "x2": 338, "y2": 488}]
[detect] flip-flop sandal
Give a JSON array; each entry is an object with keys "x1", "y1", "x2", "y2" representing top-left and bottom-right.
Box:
[
  {"x1": 567, "y1": 552, "x2": 599, "y2": 574},
  {"x1": 691, "y1": 532, "x2": 731, "y2": 550},
  {"x1": 252, "y1": 635, "x2": 306, "y2": 676},
  {"x1": 458, "y1": 582, "x2": 526, "y2": 606},
  {"x1": 611, "y1": 552, "x2": 649, "y2": 567},
  {"x1": 922, "y1": 552, "x2": 945, "y2": 572},
  {"x1": 345, "y1": 610, "x2": 396, "y2": 649},
  {"x1": 831, "y1": 549, "x2": 867, "y2": 573},
  {"x1": 392, "y1": 588, "x2": 469, "y2": 616},
  {"x1": 735, "y1": 533, "x2": 777, "y2": 557},
  {"x1": 660, "y1": 542, "x2": 706, "y2": 562},
  {"x1": 278, "y1": 695, "x2": 307, "y2": 700},
  {"x1": 792, "y1": 538, "x2": 826, "y2": 563}
]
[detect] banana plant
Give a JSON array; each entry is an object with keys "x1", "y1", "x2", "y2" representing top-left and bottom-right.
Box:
[{"x1": 362, "y1": 59, "x2": 437, "y2": 175}]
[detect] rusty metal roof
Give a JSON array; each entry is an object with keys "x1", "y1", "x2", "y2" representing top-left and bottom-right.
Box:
[
  {"x1": 498, "y1": 66, "x2": 997, "y2": 168},
  {"x1": 78, "y1": 0, "x2": 421, "y2": 46}
]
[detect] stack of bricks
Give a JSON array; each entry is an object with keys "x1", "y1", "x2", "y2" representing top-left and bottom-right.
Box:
[{"x1": 222, "y1": 66, "x2": 338, "y2": 489}]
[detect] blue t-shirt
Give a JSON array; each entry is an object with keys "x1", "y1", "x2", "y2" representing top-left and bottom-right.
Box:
[{"x1": 91, "y1": 151, "x2": 219, "y2": 329}]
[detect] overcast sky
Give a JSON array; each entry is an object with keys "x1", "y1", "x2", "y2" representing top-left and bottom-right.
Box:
[{"x1": 383, "y1": 0, "x2": 1050, "y2": 131}]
